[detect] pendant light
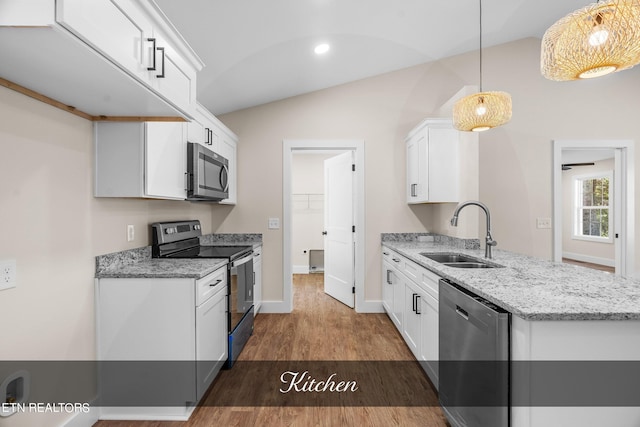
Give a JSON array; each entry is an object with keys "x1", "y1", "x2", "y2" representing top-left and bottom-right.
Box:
[
  {"x1": 453, "y1": 0, "x2": 512, "y2": 132},
  {"x1": 541, "y1": 0, "x2": 640, "y2": 81}
]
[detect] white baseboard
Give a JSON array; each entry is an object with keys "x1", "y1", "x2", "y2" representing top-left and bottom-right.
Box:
[
  {"x1": 293, "y1": 265, "x2": 309, "y2": 274},
  {"x1": 61, "y1": 404, "x2": 99, "y2": 427},
  {"x1": 356, "y1": 300, "x2": 384, "y2": 313},
  {"x1": 259, "y1": 300, "x2": 292, "y2": 313},
  {"x1": 563, "y1": 252, "x2": 615, "y2": 267}
]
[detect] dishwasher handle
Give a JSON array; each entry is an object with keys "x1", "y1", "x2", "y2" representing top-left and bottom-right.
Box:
[{"x1": 455, "y1": 305, "x2": 469, "y2": 320}]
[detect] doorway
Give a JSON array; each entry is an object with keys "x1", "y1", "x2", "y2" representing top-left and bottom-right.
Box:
[
  {"x1": 283, "y1": 140, "x2": 365, "y2": 313},
  {"x1": 553, "y1": 140, "x2": 635, "y2": 277}
]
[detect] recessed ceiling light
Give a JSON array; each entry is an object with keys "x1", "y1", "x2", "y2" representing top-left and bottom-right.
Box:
[{"x1": 314, "y1": 43, "x2": 330, "y2": 55}]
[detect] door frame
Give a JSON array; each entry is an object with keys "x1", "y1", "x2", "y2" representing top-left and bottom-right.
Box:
[
  {"x1": 283, "y1": 139, "x2": 365, "y2": 312},
  {"x1": 552, "y1": 139, "x2": 635, "y2": 277}
]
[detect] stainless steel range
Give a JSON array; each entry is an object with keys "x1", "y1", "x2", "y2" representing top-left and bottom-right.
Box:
[{"x1": 151, "y1": 220, "x2": 254, "y2": 368}]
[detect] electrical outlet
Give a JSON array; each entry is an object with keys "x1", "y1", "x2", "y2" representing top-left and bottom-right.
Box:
[
  {"x1": 536, "y1": 218, "x2": 552, "y2": 229},
  {"x1": 0, "y1": 260, "x2": 16, "y2": 291},
  {"x1": 127, "y1": 225, "x2": 135, "y2": 242}
]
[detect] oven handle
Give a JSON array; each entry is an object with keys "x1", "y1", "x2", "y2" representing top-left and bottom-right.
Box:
[{"x1": 231, "y1": 252, "x2": 254, "y2": 267}]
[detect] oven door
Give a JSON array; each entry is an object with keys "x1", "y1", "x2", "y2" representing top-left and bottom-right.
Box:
[
  {"x1": 187, "y1": 142, "x2": 229, "y2": 201},
  {"x1": 229, "y1": 253, "x2": 254, "y2": 332}
]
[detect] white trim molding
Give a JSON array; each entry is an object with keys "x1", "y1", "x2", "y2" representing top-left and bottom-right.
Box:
[
  {"x1": 553, "y1": 139, "x2": 635, "y2": 278},
  {"x1": 283, "y1": 139, "x2": 366, "y2": 313}
]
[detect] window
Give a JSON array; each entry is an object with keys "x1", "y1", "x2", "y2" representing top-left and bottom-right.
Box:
[{"x1": 573, "y1": 172, "x2": 612, "y2": 242}]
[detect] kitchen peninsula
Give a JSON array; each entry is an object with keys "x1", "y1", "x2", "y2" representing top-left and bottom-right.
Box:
[{"x1": 382, "y1": 233, "x2": 640, "y2": 427}]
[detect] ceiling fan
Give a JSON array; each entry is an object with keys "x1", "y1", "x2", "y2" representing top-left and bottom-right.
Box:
[{"x1": 562, "y1": 162, "x2": 595, "y2": 170}]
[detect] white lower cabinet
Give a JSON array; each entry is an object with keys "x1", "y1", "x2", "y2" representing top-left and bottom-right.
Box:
[
  {"x1": 96, "y1": 266, "x2": 227, "y2": 420},
  {"x1": 403, "y1": 278, "x2": 422, "y2": 357},
  {"x1": 381, "y1": 245, "x2": 439, "y2": 388},
  {"x1": 419, "y1": 291, "x2": 439, "y2": 387}
]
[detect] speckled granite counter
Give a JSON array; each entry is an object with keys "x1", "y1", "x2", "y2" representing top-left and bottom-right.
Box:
[
  {"x1": 95, "y1": 233, "x2": 262, "y2": 279},
  {"x1": 382, "y1": 235, "x2": 640, "y2": 321},
  {"x1": 96, "y1": 258, "x2": 228, "y2": 279}
]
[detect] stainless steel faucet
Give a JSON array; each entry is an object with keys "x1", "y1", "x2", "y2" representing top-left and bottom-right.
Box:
[{"x1": 450, "y1": 200, "x2": 497, "y2": 259}]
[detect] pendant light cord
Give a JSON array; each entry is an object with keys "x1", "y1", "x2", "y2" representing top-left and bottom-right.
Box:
[{"x1": 479, "y1": 0, "x2": 483, "y2": 92}]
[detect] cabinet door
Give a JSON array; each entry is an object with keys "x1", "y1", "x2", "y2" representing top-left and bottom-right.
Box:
[
  {"x1": 382, "y1": 259, "x2": 394, "y2": 315},
  {"x1": 195, "y1": 287, "x2": 227, "y2": 400},
  {"x1": 187, "y1": 120, "x2": 206, "y2": 146},
  {"x1": 427, "y1": 126, "x2": 459, "y2": 202},
  {"x1": 56, "y1": 0, "x2": 153, "y2": 82},
  {"x1": 145, "y1": 122, "x2": 186, "y2": 199},
  {"x1": 403, "y1": 278, "x2": 421, "y2": 359},
  {"x1": 406, "y1": 133, "x2": 421, "y2": 203},
  {"x1": 407, "y1": 130, "x2": 429, "y2": 203},
  {"x1": 391, "y1": 267, "x2": 404, "y2": 332},
  {"x1": 420, "y1": 292, "x2": 439, "y2": 389},
  {"x1": 217, "y1": 133, "x2": 237, "y2": 205},
  {"x1": 150, "y1": 31, "x2": 197, "y2": 116}
]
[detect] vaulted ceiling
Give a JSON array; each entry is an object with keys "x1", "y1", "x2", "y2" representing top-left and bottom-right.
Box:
[{"x1": 155, "y1": 0, "x2": 588, "y2": 115}]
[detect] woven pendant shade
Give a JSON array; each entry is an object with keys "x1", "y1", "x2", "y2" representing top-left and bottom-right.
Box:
[
  {"x1": 541, "y1": 0, "x2": 640, "y2": 80},
  {"x1": 453, "y1": 91, "x2": 512, "y2": 132},
  {"x1": 453, "y1": 0, "x2": 512, "y2": 132}
]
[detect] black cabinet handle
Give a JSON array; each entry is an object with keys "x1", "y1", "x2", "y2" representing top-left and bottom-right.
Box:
[
  {"x1": 156, "y1": 46, "x2": 165, "y2": 78},
  {"x1": 322, "y1": 231, "x2": 327, "y2": 235},
  {"x1": 386, "y1": 270, "x2": 392, "y2": 284},
  {"x1": 412, "y1": 293, "x2": 417, "y2": 312},
  {"x1": 146, "y1": 38, "x2": 156, "y2": 71},
  {"x1": 392, "y1": 258, "x2": 400, "y2": 263},
  {"x1": 209, "y1": 279, "x2": 223, "y2": 287},
  {"x1": 415, "y1": 295, "x2": 421, "y2": 314}
]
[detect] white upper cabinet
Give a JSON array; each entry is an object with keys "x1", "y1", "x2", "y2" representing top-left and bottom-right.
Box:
[
  {"x1": 187, "y1": 102, "x2": 238, "y2": 205},
  {"x1": 0, "y1": 0, "x2": 203, "y2": 119},
  {"x1": 217, "y1": 130, "x2": 237, "y2": 205},
  {"x1": 188, "y1": 103, "x2": 221, "y2": 151},
  {"x1": 95, "y1": 121, "x2": 186, "y2": 200},
  {"x1": 406, "y1": 118, "x2": 459, "y2": 203}
]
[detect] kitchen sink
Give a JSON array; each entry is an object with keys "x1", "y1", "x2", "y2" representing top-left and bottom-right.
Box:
[
  {"x1": 442, "y1": 262, "x2": 495, "y2": 268},
  {"x1": 420, "y1": 252, "x2": 503, "y2": 269}
]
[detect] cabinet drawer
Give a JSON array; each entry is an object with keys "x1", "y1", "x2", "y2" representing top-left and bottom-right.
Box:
[
  {"x1": 420, "y1": 268, "x2": 440, "y2": 299},
  {"x1": 196, "y1": 267, "x2": 227, "y2": 306},
  {"x1": 402, "y1": 257, "x2": 421, "y2": 282}
]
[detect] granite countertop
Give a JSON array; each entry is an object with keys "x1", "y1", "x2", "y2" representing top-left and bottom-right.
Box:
[
  {"x1": 96, "y1": 258, "x2": 228, "y2": 279},
  {"x1": 95, "y1": 233, "x2": 262, "y2": 279},
  {"x1": 382, "y1": 238, "x2": 640, "y2": 321}
]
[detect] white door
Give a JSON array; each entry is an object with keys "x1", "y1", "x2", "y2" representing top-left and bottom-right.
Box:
[{"x1": 323, "y1": 151, "x2": 355, "y2": 308}]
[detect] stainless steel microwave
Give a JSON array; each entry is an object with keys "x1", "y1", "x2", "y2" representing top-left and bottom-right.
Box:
[{"x1": 187, "y1": 142, "x2": 229, "y2": 201}]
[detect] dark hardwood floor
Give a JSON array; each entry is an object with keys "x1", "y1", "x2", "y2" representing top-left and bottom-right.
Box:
[
  {"x1": 94, "y1": 274, "x2": 449, "y2": 427},
  {"x1": 562, "y1": 258, "x2": 615, "y2": 273}
]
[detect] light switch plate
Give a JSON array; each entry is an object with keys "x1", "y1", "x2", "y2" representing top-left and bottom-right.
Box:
[
  {"x1": 268, "y1": 218, "x2": 280, "y2": 230},
  {"x1": 536, "y1": 218, "x2": 552, "y2": 229}
]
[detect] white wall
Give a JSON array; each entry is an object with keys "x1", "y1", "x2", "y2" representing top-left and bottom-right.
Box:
[
  {"x1": 0, "y1": 86, "x2": 229, "y2": 427},
  {"x1": 291, "y1": 153, "x2": 333, "y2": 271},
  {"x1": 218, "y1": 36, "x2": 640, "y2": 305},
  {"x1": 562, "y1": 158, "x2": 615, "y2": 264}
]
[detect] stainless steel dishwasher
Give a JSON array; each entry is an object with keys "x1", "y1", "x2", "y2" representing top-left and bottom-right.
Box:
[{"x1": 439, "y1": 279, "x2": 510, "y2": 427}]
